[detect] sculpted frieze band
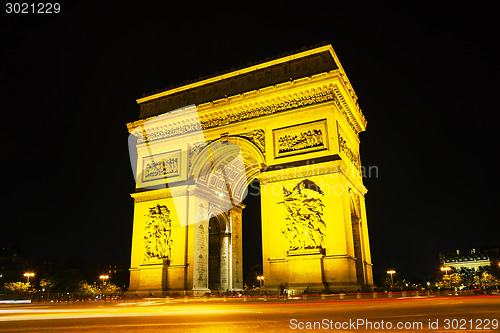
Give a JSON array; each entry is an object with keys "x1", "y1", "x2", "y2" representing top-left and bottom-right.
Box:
[
  {"x1": 136, "y1": 88, "x2": 337, "y2": 144},
  {"x1": 200, "y1": 89, "x2": 335, "y2": 130}
]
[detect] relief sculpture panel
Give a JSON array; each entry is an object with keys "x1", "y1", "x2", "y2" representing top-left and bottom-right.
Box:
[
  {"x1": 279, "y1": 179, "x2": 326, "y2": 251},
  {"x1": 142, "y1": 150, "x2": 181, "y2": 182},
  {"x1": 144, "y1": 204, "x2": 173, "y2": 261},
  {"x1": 239, "y1": 129, "x2": 265, "y2": 154},
  {"x1": 337, "y1": 123, "x2": 360, "y2": 168},
  {"x1": 273, "y1": 120, "x2": 327, "y2": 158}
]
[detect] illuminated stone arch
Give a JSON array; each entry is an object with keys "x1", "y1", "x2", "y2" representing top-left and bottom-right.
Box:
[
  {"x1": 190, "y1": 136, "x2": 266, "y2": 205},
  {"x1": 207, "y1": 206, "x2": 229, "y2": 232},
  {"x1": 127, "y1": 44, "x2": 374, "y2": 296}
]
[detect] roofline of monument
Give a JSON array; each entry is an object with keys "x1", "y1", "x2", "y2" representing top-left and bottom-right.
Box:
[{"x1": 136, "y1": 44, "x2": 348, "y2": 105}]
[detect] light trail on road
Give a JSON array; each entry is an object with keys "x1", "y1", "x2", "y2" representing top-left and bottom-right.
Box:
[{"x1": 0, "y1": 296, "x2": 498, "y2": 332}]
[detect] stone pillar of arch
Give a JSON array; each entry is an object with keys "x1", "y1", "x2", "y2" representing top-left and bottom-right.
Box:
[
  {"x1": 229, "y1": 204, "x2": 244, "y2": 291},
  {"x1": 258, "y1": 159, "x2": 372, "y2": 294}
]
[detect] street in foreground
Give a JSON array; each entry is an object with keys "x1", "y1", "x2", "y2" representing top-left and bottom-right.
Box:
[{"x1": 0, "y1": 296, "x2": 499, "y2": 332}]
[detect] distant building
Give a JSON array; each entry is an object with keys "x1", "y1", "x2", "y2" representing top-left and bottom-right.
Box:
[
  {"x1": 440, "y1": 248, "x2": 499, "y2": 272},
  {"x1": 0, "y1": 245, "x2": 62, "y2": 284},
  {"x1": 0, "y1": 245, "x2": 31, "y2": 282},
  {"x1": 101, "y1": 263, "x2": 129, "y2": 288}
]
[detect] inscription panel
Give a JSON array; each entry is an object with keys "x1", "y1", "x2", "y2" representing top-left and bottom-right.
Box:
[{"x1": 273, "y1": 119, "x2": 328, "y2": 158}]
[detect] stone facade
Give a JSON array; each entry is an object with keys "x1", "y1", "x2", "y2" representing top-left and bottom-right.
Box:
[{"x1": 126, "y1": 45, "x2": 373, "y2": 296}]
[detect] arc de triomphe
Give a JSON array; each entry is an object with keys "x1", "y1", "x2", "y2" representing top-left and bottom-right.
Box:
[{"x1": 126, "y1": 44, "x2": 373, "y2": 296}]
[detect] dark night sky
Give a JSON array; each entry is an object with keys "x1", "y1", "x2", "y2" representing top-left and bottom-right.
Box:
[{"x1": 1, "y1": 2, "x2": 498, "y2": 283}]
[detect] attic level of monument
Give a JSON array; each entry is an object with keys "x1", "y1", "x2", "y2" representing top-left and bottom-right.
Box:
[{"x1": 136, "y1": 46, "x2": 362, "y2": 122}]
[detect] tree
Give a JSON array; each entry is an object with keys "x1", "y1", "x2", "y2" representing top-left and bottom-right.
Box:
[
  {"x1": 40, "y1": 278, "x2": 55, "y2": 292},
  {"x1": 79, "y1": 281, "x2": 100, "y2": 297},
  {"x1": 79, "y1": 281, "x2": 120, "y2": 297},
  {"x1": 475, "y1": 272, "x2": 500, "y2": 289},
  {"x1": 55, "y1": 268, "x2": 83, "y2": 291},
  {"x1": 3, "y1": 281, "x2": 30, "y2": 293},
  {"x1": 102, "y1": 283, "x2": 121, "y2": 295},
  {"x1": 457, "y1": 267, "x2": 476, "y2": 286},
  {"x1": 436, "y1": 273, "x2": 462, "y2": 290}
]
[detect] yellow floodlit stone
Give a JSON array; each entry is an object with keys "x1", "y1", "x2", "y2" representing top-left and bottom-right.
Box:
[{"x1": 126, "y1": 44, "x2": 373, "y2": 296}]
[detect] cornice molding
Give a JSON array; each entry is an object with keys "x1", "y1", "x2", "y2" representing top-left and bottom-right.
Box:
[
  {"x1": 129, "y1": 84, "x2": 338, "y2": 145},
  {"x1": 198, "y1": 85, "x2": 336, "y2": 133},
  {"x1": 259, "y1": 159, "x2": 367, "y2": 196},
  {"x1": 128, "y1": 92, "x2": 363, "y2": 150},
  {"x1": 258, "y1": 160, "x2": 344, "y2": 184},
  {"x1": 131, "y1": 187, "x2": 189, "y2": 203},
  {"x1": 338, "y1": 72, "x2": 367, "y2": 127},
  {"x1": 332, "y1": 84, "x2": 364, "y2": 134}
]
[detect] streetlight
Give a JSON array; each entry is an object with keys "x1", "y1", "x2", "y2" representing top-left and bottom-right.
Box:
[
  {"x1": 257, "y1": 275, "x2": 264, "y2": 288},
  {"x1": 387, "y1": 270, "x2": 396, "y2": 289},
  {"x1": 99, "y1": 275, "x2": 109, "y2": 286},
  {"x1": 99, "y1": 275, "x2": 109, "y2": 301},
  {"x1": 23, "y1": 272, "x2": 35, "y2": 284},
  {"x1": 440, "y1": 267, "x2": 452, "y2": 275}
]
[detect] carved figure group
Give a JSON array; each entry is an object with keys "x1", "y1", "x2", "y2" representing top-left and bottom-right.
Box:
[
  {"x1": 144, "y1": 157, "x2": 179, "y2": 180},
  {"x1": 280, "y1": 179, "x2": 326, "y2": 250},
  {"x1": 338, "y1": 135, "x2": 360, "y2": 167},
  {"x1": 278, "y1": 129, "x2": 323, "y2": 153},
  {"x1": 144, "y1": 204, "x2": 172, "y2": 260}
]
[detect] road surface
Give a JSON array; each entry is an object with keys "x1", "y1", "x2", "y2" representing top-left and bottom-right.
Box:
[{"x1": 0, "y1": 295, "x2": 498, "y2": 332}]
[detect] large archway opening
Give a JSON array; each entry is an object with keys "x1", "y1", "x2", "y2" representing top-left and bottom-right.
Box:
[
  {"x1": 190, "y1": 136, "x2": 266, "y2": 293},
  {"x1": 208, "y1": 215, "x2": 222, "y2": 292},
  {"x1": 242, "y1": 178, "x2": 263, "y2": 290}
]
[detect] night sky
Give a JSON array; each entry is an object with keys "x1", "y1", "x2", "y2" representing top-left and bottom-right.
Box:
[{"x1": 2, "y1": 2, "x2": 498, "y2": 284}]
